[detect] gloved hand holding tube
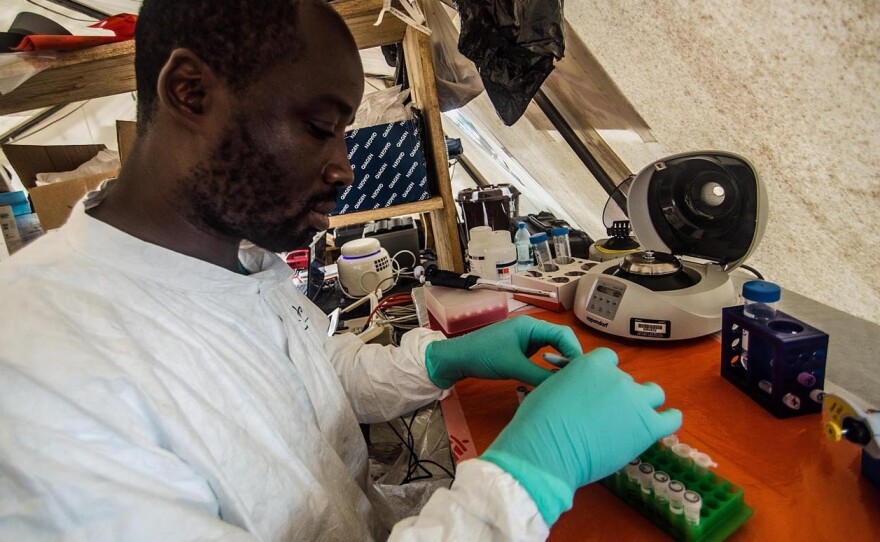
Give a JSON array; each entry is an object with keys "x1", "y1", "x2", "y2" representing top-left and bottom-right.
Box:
[
  {"x1": 482, "y1": 347, "x2": 682, "y2": 526},
  {"x1": 424, "y1": 316, "x2": 583, "y2": 389}
]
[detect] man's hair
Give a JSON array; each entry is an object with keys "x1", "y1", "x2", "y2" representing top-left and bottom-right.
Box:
[{"x1": 134, "y1": 0, "x2": 306, "y2": 132}]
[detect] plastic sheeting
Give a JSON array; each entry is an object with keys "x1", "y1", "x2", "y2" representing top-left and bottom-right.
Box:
[
  {"x1": 456, "y1": 0, "x2": 565, "y2": 126},
  {"x1": 369, "y1": 401, "x2": 455, "y2": 529}
]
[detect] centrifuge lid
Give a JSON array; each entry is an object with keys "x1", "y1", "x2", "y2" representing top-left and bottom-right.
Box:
[{"x1": 626, "y1": 151, "x2": 767, "y2": 270}]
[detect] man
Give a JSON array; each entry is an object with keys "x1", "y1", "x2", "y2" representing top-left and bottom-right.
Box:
[{"x1": 0, "y1": 1, "x2": 680, "y2": 540}]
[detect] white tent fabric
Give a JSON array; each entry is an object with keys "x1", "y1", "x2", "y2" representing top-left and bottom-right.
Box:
[{"x1": 1, "y1": 1, "x2": 877, "y2": 325}]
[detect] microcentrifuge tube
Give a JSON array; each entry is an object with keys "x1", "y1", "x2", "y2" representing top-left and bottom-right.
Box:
[
  {"x1": 758, "y1": 380, "x2": 773, "y2": 394},
  {"x1": 683, "y1": 490, "x2": 702, "y2": 526},
  {"x1": 782, "y1": 393, "x2": 801, "y2": 410},
  {"x1": 691, "y1": 451, "x2": 718, "y2": 476},
  {"x1": 652, "y1": 471, "x2": 671, "y2": 504},
  {"x1": 810, "y1": 389, "x2": 826, "y2": 403},
  {"x1": 671, "y1": 443, "x2": 694, "y2": 470},
  {"x1": 624, "y1": 457, "x2": 641, "y2": 486},
  {"x1": 667, "y1": 480, "x2": 686, "y2": 515},
  {"x1": 661, "y1": 434, "x2": 679, "y2": 450},
  {"x1": 516, "y1": 386, "x2": 529, "y2": 404},
  {"x1": 797, "y1": 372, "x2": 817, "y2": 387},
  {"x1": 638, "y1": 462, "x2": 655, "y2": 496}
]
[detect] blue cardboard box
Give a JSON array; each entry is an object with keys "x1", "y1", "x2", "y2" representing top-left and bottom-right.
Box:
[{"x1": 332, "y1": 116, "x2": 431, "y2": 216}]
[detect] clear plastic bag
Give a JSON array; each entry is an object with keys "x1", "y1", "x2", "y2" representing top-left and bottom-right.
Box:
[{"x1": 423, "y1": 0, "x2": 484, "y2": 112}]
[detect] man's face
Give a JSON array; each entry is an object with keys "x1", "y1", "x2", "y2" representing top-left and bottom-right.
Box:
[{"x1": 180, "y1": 5, "x2": 364, "y2": 253}]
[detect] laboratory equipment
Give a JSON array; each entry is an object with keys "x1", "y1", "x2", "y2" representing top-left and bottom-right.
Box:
[
  {"x1": 456, "y1": 184, "x2": 521, "y2": 233},
  {"x1": 589, "y1": 221, "x2": 641, "y2": 262},
  {"x1": 418, "y1": 265, "x2": 556, "y2": 298},
  {"x1": 822, "y1": 391, "x2": 880, "y2": 488},
  {"x1": 541, "y1": 353, "x2": 570, "y2": 368},
  {"x1": 530, "y1": 232, "x2": 554, "y2": 270},
  {"x1": 467, "y1": 226, "x2": 493, "y2": 277},
  {"x1": 720, "y1": 305, "x2": 828, "y2": 418},
  {"x1": 511, "y1": 257, "x2": 596, "y2": 312},
  {"x1": 514, "y1": 221, "x2": 533, "y2": 270},
  {"x1": 601, "y1": 441, "x2": 753, "y2": 541},
  {"x1": 740, "y1": 280, "x2": 781, "y2": 370},
  {"x1": 336, "y1": 238, "x2": 394, "y2": 297},
  {"x1": 552, "y1": 227, "x2": 573, "y2": 264},
  {"x1": 423, "y1": 283, "x2": 509, "y2": 337},
  {"x1": 574, "y1": 151, "x2": 767, "y2": 340},
  {"x1": 489, "y1": 230, "x2": 517, "y2": 285}
]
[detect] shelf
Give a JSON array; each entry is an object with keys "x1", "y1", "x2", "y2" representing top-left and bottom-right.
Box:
[
  {"x1": 0, "y1": 0, "x2": 406, "y2": 115},
  {"x1": 327, "y1": 196, "x2": 444, "y2": 228}
]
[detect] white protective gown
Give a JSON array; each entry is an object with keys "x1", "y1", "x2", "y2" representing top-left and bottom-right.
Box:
[{"x1": 0, "y1": 194, "x2": 549, "y2": 541}]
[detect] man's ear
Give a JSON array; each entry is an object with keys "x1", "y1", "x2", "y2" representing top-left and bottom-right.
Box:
[{"x1": 155, "y1": 48, "x2": 219, "y2": 129}]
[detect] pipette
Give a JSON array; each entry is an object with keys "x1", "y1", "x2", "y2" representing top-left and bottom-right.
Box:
[{"x1": 418, "y1": 265, "x2": 557, "y2": 298}]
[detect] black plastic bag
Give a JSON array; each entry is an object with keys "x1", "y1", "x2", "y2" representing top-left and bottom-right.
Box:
[{"x1": 456, "y1": 0, "x2": 565, "y2": 125}]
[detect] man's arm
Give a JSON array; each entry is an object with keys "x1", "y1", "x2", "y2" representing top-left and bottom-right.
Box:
[
  {"x1": 325, "y1": 327, "x2": 445, "y2": 424},
  {"x1": 0, "y1": 361, "x2": 255, "y2": 541}
]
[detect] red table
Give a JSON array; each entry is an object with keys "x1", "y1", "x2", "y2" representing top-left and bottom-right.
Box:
[{"x1": 441, "y1": 308, "x2": 880, "y2": 541}]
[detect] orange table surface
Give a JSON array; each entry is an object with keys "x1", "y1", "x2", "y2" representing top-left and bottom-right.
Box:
[{"x1": 450, "y1": 309, "x2": 880, "y2": 541}]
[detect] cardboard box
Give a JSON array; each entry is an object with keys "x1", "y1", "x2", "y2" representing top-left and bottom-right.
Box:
[
  {"x1": 2, "y1": 144, "x2": 106, "y2": 188},
  {"x1": 28, "y1": 173, "x2": 107, "y2": 231},
  {"x1": 2, "y1": 144, "x2": 116, "y2": 231},
  {"x1": 332, "y1": 116, "x2": 431, "y2": 215}
]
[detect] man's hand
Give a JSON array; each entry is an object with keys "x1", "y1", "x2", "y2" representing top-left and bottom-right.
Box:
[
  {"x1": 481, "y1": 347, "x2": 682, "y2": 526},
  {"x1": 424, "y1": 316, "x2": 583, "y2": 389}
]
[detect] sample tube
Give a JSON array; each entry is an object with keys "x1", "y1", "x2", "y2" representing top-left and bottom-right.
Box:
[
  {"x1": 530, "y1": 233, "x2": 555, "y2": 271},
  {"x1": 758, "y1": 379, "x2": 773, "y2": 394},
  {"x1": 683, "y1": 490, "x2": 702, "y2": 526},
  {"x1": 516, "y1": 385, "x2": 529, "y2": 405},
  {"x1": 691, "y1": 452, "x2": 717, "y2": 476},
  {"x1": 742, "y1": 280, "x2": 781, "y2": 320},
  {"x1": 667, "y1": 480, "x2": 686, "y2": 516},
  {"x1": 652, "y1": 471, "x2": 671, "y2": 505},
  {"x1": 782, "y1": 393, "x2": 801, "y2": 410},
  {"x1": 810, "y1": 389, "x2": 826, "y2": 403},
  {"x1": 624, "y1": 457, "x2": 642, "y2": 496},
  {"x1": 661, "y1": 434, "x2": 680, "y2": 450},
  {"x1": 671, "y1": 443, "x2": 694, "y2": 470},
  {"x1": 638, "y1": 463, "x2": 655, "y2": 498},
  {"x1": 551, "y1": 227, "x2": 573, "y2": 265},
  {"x1": 797, "y1": 372, "x2": 817, "y2": 387},
  {"x1": 741, "y1": 280, "x2": 781, "y2": 370}
]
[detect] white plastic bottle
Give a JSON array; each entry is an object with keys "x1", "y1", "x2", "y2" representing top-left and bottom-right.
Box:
[
  {"x1": 467, "y1": 226, "x2": 493, "y2": 277},
  {"x1": 490, "y1": 230, "x2": 517, "y2": 285},
  {"x1": 514, "y1": 222, "x2": 533, "y2": 271}
]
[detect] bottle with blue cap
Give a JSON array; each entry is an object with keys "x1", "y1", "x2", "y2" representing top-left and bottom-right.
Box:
[
  {"x1": 530, "y1": 232, "x2": 553, "y2": 270},
  {"x1": 741, "y1": 280, "x2": 781, "y2": 370},
  {"x1": 514, "y1": 222, "x2": 533, "y2": 271},
  {"x1": 552, "y1": 226, "x2": 573, "y2": 264}
]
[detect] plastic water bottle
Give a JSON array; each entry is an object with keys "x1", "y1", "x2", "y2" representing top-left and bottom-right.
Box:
[
  {"x1": 740, "y1": 280, "x2": 781, "y2": 370},
  {"x1": 514, "y1": 222, "x2": 533, "y2": 271}
]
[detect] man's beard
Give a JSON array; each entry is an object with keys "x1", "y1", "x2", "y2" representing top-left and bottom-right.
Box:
[{"x1": 177, "y1": 115, "x2": 337, "y2": 253}]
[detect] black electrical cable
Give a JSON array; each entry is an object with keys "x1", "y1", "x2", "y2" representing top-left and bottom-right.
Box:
[
  {"x1": 386, "y1": 409, "x2": 455, "y2": 484},
  {"x1": 739, "y1": 264, "x2": 764, "y2": 280}
]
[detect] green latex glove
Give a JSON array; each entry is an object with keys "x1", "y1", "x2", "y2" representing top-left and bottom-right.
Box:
[
  {"x1": 424, "y1": 316, "x2": 583, "y2": 389},
  {"x1": 481, "y1": 347, "x2": 682, "y2": 526}
]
